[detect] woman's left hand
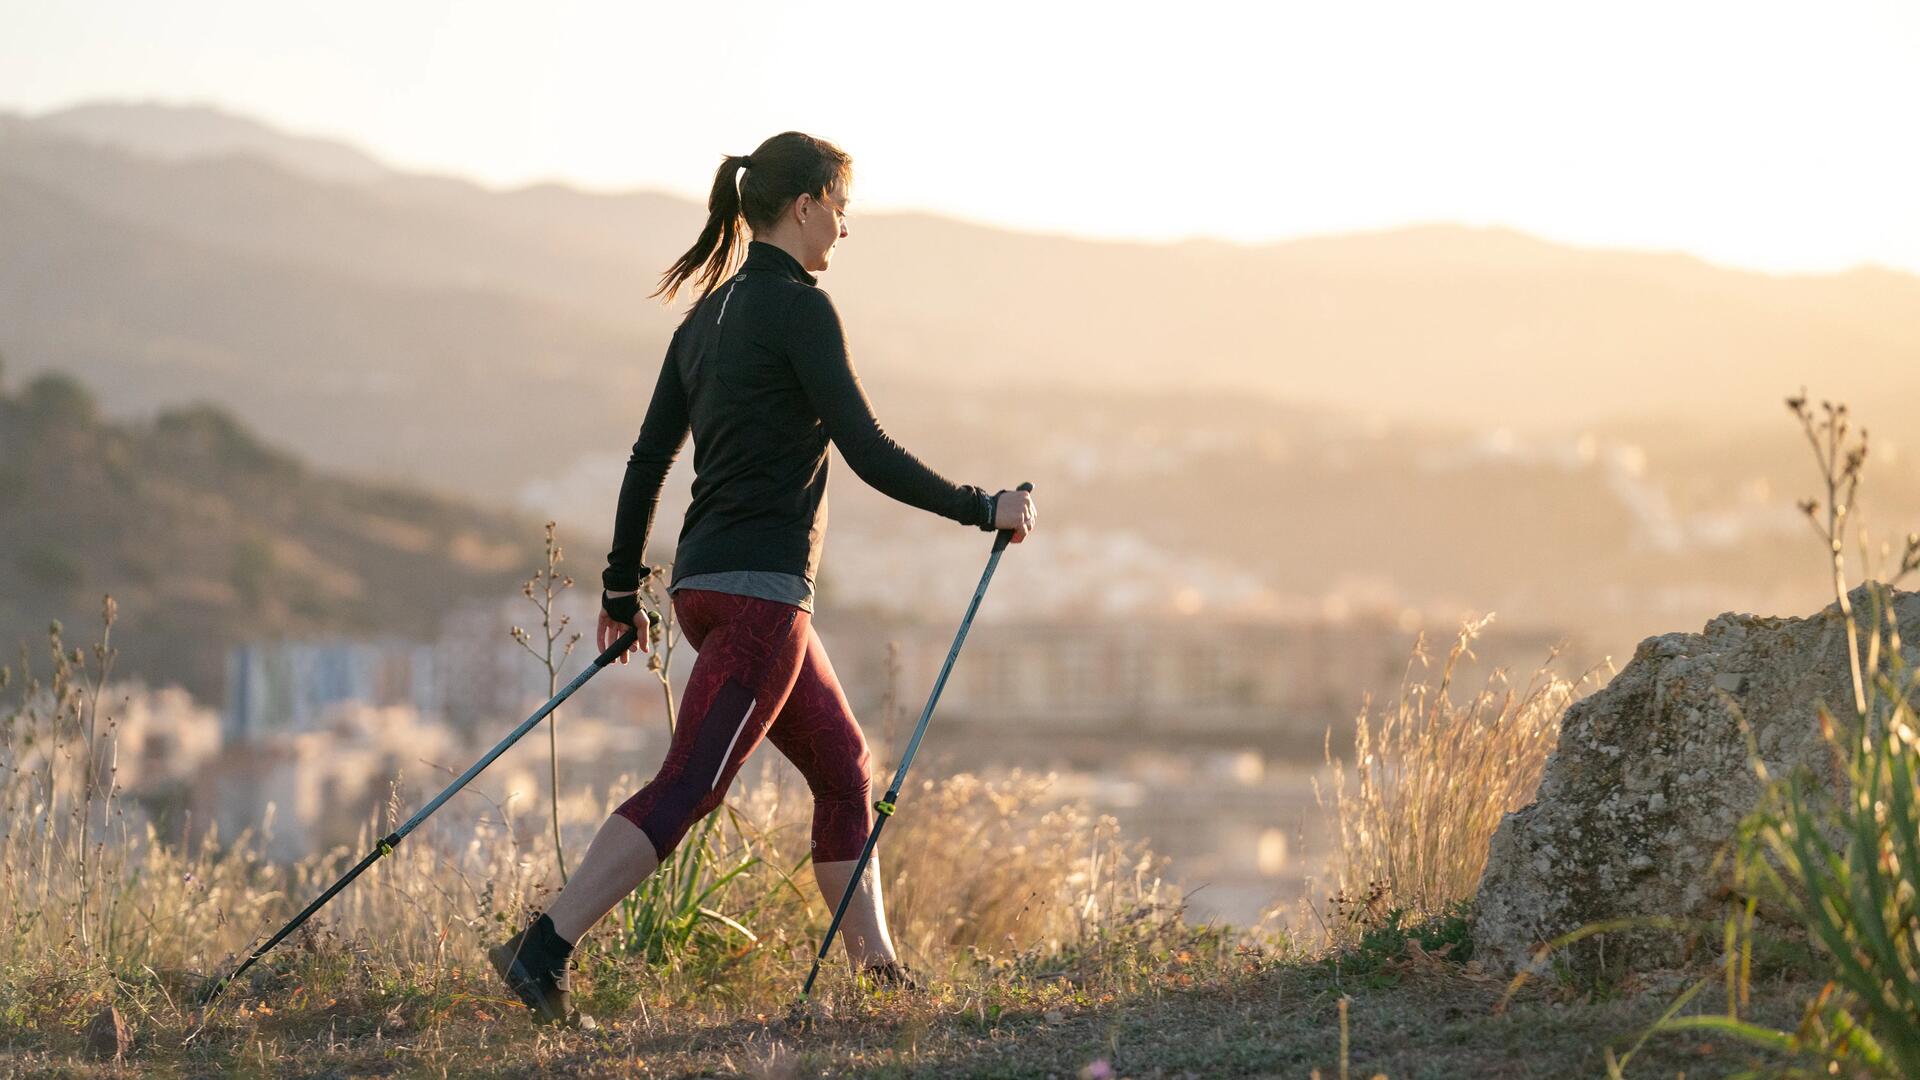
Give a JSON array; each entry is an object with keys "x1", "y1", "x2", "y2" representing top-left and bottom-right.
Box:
[{"x1": 993, "y1": 488, "x2": 1036, "y2": 543}]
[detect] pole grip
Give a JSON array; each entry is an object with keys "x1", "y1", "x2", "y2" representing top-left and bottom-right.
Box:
[
  {"x1": 591, "y1": 609, "x2": 659, "y2": 668},
  {"x1": 991, "y1": 481, "x2": 1034, "y2": 554}
]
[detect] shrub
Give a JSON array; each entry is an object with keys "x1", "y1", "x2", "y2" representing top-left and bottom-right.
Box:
[
  {"x1": 153, "y1": 401, "x2": 300, "y2": 478},
  {"x1": 1317, "y1": 613, "x2": 1604, "y2": 938},
  {"x1": 229, "y1": 536, "x2": 276, "y2": 609},
  {"x1": 21, "y1": 371, "x2": 96, "y2": 429}
]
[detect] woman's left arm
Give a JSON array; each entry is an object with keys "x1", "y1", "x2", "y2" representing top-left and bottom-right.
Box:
[{"x1": 784, "y1": 288, "x2": 995, "y2": 529}]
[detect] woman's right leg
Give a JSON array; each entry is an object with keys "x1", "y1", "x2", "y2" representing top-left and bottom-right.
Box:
[{"x1": 764, "y1": 623, "x2": 900, "y2": 969}]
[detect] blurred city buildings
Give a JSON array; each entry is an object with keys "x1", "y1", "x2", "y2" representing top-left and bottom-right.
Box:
[
  {"x1": 161, "y1": 593, "x2": 1578, "y2": 918},
  {"x1": 824, "y1": 609, "x2": 1577, "y2": 757}
]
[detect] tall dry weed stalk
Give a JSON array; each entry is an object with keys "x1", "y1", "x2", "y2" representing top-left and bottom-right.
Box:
[
  {"x1": 1, "y1": 598, "x2": 127, "y2": 961},
  {"x1": 635, "y1": 564, "x2": 681, "y2": 735},
  {"x1": 0, "y1": 597, "x2": 291, "y2": 984},
  {"x1": 1318, "y1": 613, "x2": 1607, "y2": 933},
  {"x1": 509, "y1": 520, "x2": 582, "y2": 883}
]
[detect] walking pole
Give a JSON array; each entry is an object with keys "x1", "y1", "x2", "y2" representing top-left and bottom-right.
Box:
[
  {"x1": 799, "y1": 482, "x2": 1032, "y2": 999},
  {"x1": 200, "y1": 612, "x2": 659, "y2": 1004}
]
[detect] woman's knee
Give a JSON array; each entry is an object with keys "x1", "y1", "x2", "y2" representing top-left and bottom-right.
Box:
[
  {"x1": 614, "y1": 776, "x2": 729, "y2": 862},
  {"x1": 810, "y1": 779, "x2": 874, "y2": 862},
  {"x1": 807, "y1": 733, "x2": 872, "y2": 800}
]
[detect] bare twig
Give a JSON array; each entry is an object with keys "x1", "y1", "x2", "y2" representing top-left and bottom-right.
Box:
[{"x1": 510, "y1": 521, "x2": 583, "y2": 884}]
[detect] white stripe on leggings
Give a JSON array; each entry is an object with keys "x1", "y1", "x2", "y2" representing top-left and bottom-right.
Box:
[{"x1": 711, "y1": 696, "x2": 758, "y2": 790}]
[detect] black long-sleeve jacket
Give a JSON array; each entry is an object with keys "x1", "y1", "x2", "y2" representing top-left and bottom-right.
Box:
[{"x1": 602, "y1": 241, "x2": 996, "y2": 594}]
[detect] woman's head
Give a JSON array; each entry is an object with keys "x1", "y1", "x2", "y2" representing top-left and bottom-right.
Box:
[{"x1": 654, "y1": 131, "x2": 852, "y2": 304}]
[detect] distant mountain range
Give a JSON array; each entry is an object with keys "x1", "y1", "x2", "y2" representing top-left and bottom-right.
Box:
[
  {"x1": 31, "y1": 101, "x2": 392, "y2": 184},
  {"x1": 4, "y1": 101, "x2": 1915, "y2": 678},
  {"x1": 5, "y1": 102, "x2": 1916, "y2": 483}
]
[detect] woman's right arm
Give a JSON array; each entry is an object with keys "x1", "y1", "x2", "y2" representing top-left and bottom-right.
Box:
[{"x1": 602, "y1": 337, "x2": 691, "y2": 593}]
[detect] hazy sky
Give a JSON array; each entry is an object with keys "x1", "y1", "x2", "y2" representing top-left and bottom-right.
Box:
[{"x1": 4, "y1": 0, "x2": 1918, "y2": 275}]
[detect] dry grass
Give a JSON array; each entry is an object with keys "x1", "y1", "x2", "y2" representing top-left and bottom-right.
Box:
[
  {"x1": 1315, "y1": 614, "x2": 1612, "y2": 939},
  {"x1": 0, "y1": 602, "x2": 1223, "y2": 1073},
  {"x1": 4, "y1": 580, "x2": 1794, "y2": 1076}
]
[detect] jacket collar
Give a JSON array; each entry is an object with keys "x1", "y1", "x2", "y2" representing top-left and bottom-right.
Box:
[{"x1": 741, "y1": 240, "x2": 817, "y2": 286}]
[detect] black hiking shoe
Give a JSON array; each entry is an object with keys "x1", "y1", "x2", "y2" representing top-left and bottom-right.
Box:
[
  {"x1": 860, "y1": 959, "x2": 922, "y2": 992},
  {"x1": 488, "y1": 914, "x2": 592, "y2": 1028}
]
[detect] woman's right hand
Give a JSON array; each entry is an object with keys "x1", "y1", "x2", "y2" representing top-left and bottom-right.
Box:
[
  {"x1": 599, "y1": 592, "x2": 651, "y2": 665},
  {"x1": 993, "y1": 489, "x2": 1037, "y2": 544}
]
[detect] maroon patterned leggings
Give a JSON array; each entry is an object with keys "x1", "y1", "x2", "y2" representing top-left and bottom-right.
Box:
[{"x1": 614, "y1": 589, "x2": 875, "y2": 863}]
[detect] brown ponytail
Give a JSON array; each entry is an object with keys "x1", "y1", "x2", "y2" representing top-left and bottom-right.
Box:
[{"x1": 653, "y1": 131, "x2": 852, "y2": 305}]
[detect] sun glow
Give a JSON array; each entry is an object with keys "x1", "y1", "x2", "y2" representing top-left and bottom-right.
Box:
[{"x1": 2, "y1": 0, "x2": 1917, "y2": 274}]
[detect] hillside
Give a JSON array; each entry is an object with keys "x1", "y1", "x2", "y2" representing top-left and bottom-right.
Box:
[
  {"x1": 0, "y1": 164, "x2": 660, "y2": 496},
  {"x1": 0, "y1": 364, "x2": 543, "y2": 701}
]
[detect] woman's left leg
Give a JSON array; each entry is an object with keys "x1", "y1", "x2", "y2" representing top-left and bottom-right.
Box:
[
  {"x1": 493, "y1": 592, "x2": 808, "y2": 1024},
  {"x1": 547, "y1": 591, "x2": 809, "y2": 942},
  {"x1": 763, "y1": 623, "x2": 900, "y2": 969}
]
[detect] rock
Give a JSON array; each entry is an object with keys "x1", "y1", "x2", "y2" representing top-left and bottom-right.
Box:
[
  {"x1": 1471, "y1": 583, "x2": 1920, "y2": 980},
  {"x1": 85, "y1": 1005, "x2": 132, "y2": 1060}
]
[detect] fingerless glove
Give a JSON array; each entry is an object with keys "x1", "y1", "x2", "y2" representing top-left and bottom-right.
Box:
[
  {"x1": 974, "y1": 490, "x2": 1000, "y2": 532},
  {"x1": 602, "y1": 590, "x2": 641, "y2": 627}
]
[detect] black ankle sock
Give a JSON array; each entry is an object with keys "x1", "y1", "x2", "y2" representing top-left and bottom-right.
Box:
[{"x1": 519, "y1": 913, "x2": 575, "y2": 976}]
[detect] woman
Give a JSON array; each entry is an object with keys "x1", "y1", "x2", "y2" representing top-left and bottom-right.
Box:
[{"x1": 489, "y1": 131, "x2": 1037, "y2": 1025}]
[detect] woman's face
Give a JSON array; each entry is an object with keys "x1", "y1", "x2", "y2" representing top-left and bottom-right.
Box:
[{"x1": 798, "y1": 177, "x2": 850, "y2": 272}]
